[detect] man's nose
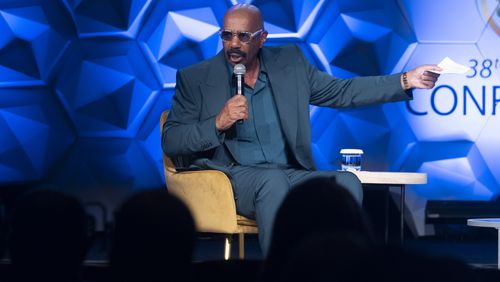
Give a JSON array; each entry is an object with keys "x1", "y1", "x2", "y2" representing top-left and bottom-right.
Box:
[{"x1": 229, "y1": 35, "x2": 242, "y2": 48}]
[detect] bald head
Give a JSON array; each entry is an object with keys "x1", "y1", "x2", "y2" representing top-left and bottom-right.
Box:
[
  {"x1": 223, "y1": 4, "x2": 264, "y2": 31},
  {"x1": 221, "y1": 4, "x2": 267, "y2": 68}
]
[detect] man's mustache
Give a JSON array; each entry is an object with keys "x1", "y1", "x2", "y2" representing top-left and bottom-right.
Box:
[{"x1": 227, "y1": 49, "x2": 247, "y2": 58}]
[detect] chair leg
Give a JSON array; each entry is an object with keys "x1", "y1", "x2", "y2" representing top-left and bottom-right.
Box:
[
  {"x1": 224, "y1": 234, "x2": 232, "y2": 260},
  {"x1": 238, "y1": 233, "x2": 245, "y2": 259}
]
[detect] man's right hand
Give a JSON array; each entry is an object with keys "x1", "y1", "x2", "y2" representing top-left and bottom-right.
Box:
[{"x1": 216, "y1": 95, "x2": 248, "y2": 131}]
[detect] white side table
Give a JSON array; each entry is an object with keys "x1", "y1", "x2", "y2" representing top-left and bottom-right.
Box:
[
  {"x1": 467, "y1": 218, "x2": 500, "y2": 269},
  {"x1": 352, "y1": 171, "x2": 427, "y2": 243}
]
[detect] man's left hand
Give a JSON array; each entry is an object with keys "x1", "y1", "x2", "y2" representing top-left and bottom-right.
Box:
[{"x1": 403, "y1": 65, "x2": 442, "y2": 90}]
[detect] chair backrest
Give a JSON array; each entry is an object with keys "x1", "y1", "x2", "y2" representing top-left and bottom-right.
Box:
[
  {"x1": 160, "y1": 111, "x2": 177, "y2": 175},
  {"x1": 159, "y1": 110, "x2": 242, "y2": 234}
]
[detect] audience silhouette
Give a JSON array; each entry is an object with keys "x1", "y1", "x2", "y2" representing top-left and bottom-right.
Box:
[
  {"x1": 359, "y1": 245, "x2": 477, "y2": 282},
  {"x1": 0, "y1": 184, "x2": 497, "y2": 282},
  {"x1": 110, "y1": 189, "x2": 195, "y2": 282},
  {"x1": 8, "y1": 190, "x2": 88, "y2": 282},
  {"x1": 279, "y1": 234, "x2": 478, "y2": 282},
  {"x1": 277, "y1": 231, "x2": 373, "y2": 282},
  {"x1": 261, "y1": 177, "x2": 374, "y2": 282}
]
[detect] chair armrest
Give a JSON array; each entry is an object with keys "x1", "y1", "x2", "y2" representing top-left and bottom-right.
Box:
[{"x1": 166, "y1": 169, "x2": 239, "y2": 234}]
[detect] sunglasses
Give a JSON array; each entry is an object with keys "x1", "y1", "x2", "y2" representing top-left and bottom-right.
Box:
[{"x1": 218, "y1": 29, "x2": 263, "y2": 43}]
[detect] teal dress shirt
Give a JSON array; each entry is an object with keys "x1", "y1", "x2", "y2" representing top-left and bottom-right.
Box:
[{"x1": 227, "y1": 57, "x2": 290, "y2": 167}]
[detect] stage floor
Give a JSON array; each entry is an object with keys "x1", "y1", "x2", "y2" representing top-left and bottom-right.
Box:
[
  {"x1": 1, "y1": 234, "x2": 498, "y2": 282},
  {"x1": 83, "y1": 234, "x2": 498, "y2": 268}
]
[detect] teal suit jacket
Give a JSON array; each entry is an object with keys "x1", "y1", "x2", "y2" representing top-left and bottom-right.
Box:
[{"x1": 162, "y1": 44, "x2": 411, "y2": 171}]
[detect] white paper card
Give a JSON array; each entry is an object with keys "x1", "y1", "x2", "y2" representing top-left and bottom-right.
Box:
[{"x1": 431, "y1": 57, "x2": 471, "y2": 74}]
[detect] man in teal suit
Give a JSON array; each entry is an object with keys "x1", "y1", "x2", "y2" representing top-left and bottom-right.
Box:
[{"x1": 162, "y1": 4, "x2": 441, "y2": 255}]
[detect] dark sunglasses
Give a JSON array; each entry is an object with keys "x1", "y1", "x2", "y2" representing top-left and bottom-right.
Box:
[{"x1": 218, "y1": 29, "x2": 263, "y2": 43}]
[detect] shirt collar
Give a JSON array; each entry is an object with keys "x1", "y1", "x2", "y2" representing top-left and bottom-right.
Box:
[{"x1": 258, "y1": 51, "x2": 267, "y2": 74}]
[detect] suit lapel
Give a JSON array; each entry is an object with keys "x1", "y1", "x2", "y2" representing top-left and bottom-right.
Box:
[
  {"x1": 262, "y1": 47, "x2": 299, "y2": 150},
  {"x1": 199, "y1": 47, "x2": 299, "y2": 153},
  {"x1": 200, "y1": 51, "x2": 231, "y2": 116}
]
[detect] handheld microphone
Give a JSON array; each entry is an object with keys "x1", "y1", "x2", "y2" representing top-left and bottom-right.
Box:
[{"x1": 233, "y1": 64, "x2": 246, "y2": 124}]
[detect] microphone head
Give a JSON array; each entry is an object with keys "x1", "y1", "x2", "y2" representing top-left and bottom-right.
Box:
[{"x1": 234, "y1": 64, "x2": 246, "y2": 75}]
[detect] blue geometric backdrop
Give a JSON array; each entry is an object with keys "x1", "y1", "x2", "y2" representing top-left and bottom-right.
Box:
[{"x1": 0, "y1": 0, "x2": 499, "y2": 234}]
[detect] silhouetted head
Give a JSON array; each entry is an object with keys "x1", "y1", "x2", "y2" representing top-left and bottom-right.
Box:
[
  {"x1": 278, "y1": 231, "x2": 373, "y2": 282},
  {"x1": 9, "y1": 190, "x2": 88, "y2": 281},
  {"x1": 110, "y1": 189, "x2": 195, "y2": 282},
  {"x1": 262, "y1": 177, "x2": 374, "y2": 282},
  {"x1": 221, "y1": 4, "x2": 268, "y2": 68}
]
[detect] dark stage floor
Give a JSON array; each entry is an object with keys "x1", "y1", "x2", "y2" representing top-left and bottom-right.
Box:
[
  {"x1": 83, "y1": 232, "x2": 498, "y2": 268},
  {"x1": 1, "y1": 232, "x2": 498, "y2": 282},
  {"x1": 192, "y1": 235, "x2": 499, "y2": 267}
]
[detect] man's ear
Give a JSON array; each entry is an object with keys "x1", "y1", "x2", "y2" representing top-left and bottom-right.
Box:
[{"x1": 259, "y1": 31, "x2": 268, "y2": 47}]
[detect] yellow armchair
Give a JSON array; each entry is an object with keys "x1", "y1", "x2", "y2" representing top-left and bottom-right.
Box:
[{"x1": 160, "y1": 111, "x2": 258, "y2": 260}]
